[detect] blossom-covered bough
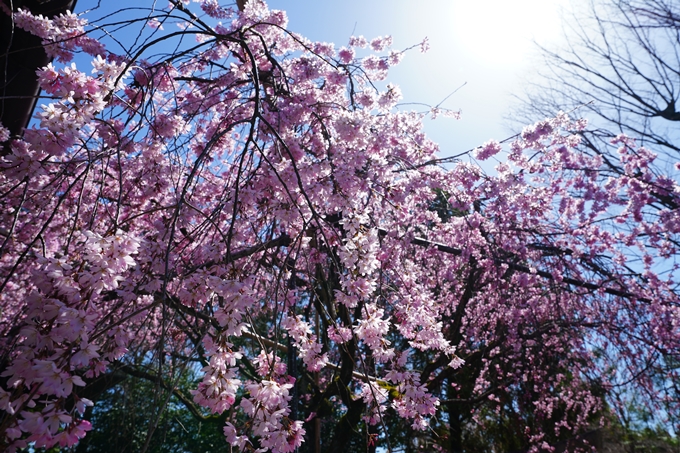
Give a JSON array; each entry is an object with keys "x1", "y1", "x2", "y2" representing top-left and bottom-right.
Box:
[{"x1": 1, "y1": 1, "x2": 679, "y2": 452}]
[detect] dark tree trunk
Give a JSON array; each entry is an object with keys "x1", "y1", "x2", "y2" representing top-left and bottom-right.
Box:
[
  {"x1": 447, "y1": 399, "x2": 463, "y2": 453},
  {"x1": 0, "y1": 0, "x2": 77, "y2": 153}
]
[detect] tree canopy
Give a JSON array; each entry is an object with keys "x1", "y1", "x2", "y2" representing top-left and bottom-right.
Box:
[{"x1": 1, "y1": 1, "x2": 680, "y2": 452}]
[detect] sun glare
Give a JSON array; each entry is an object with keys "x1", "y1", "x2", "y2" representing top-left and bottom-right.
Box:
[{"x1": 451, "y1": 0, "x2": 567, "y2": 66}]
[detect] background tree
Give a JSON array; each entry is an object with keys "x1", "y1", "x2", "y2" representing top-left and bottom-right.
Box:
[
  {"x1": 515, "y1": 0, "x2": 680, "y2": 175},
  {"x1": 1, "y1": 1, "x2": 680, "y2": 453}
]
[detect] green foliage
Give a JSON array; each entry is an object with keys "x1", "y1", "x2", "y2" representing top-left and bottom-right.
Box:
[
  {"x1": 72, "y1": 369, "x2": 225, "y2": 453},
  {"x1": 429, "y1": 189, "x2": 468, "y2": 224},
  {"x1": 603, "y1": 412, "x2": 679, "y2": 453}
]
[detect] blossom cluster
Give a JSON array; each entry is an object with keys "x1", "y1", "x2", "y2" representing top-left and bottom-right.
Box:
[{"x1": 0, "y1": 229, "x2": 138, "y2": 450}]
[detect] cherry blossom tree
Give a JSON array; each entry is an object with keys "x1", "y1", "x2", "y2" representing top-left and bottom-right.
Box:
[
  {"x1": 1, "y1": 1, "x2": 679, "y2": 452},
  {"x1": 515, "y1": 0, "x2": 680, "y2": 169}
]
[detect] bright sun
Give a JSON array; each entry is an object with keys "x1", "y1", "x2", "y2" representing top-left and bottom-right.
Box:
[{"x1": 451, "y1": 0, "x2": 567, "y2": 66}]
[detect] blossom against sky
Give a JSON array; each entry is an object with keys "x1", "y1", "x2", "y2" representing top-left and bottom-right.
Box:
[{"x1": 267, "y1": 0, "x2": 571, "y2": 156}]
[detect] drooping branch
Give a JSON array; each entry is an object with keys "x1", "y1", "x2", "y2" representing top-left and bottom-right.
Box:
[{"x1": 377, "y1": 228, "x2": 654, "y2": 303}]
